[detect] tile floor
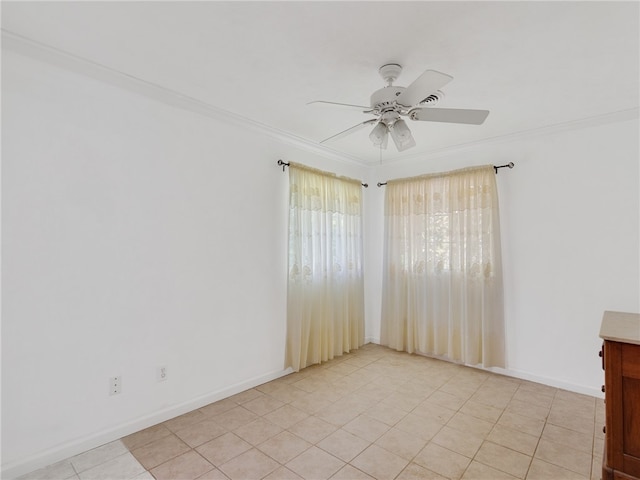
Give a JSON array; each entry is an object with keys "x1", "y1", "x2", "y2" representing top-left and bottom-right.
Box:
[{"x1": 19, "y1": 344, "x2": 605, "y2": 480}]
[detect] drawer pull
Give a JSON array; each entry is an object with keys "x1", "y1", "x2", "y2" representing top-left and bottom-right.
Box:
[
  {"x1": 601, "y1": 385, "x2": 605, "y2": 393},
  {"x1": 603, "y1": 426, "x2": 606, "y2": 434}
]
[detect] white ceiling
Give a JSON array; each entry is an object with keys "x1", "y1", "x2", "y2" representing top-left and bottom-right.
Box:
[{"x1": 2, "y1": 1, "x2": 639, "y2": 165}]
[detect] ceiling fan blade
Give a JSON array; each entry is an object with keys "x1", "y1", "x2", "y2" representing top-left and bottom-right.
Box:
[
  {"x1": 409, "y1": 107, "x2": 490, "y2": 125},
  {"x1": 320, "y1": 119, "x2": 378, "y2": 143},
  {"x1": 396, "y1": 70, "x2": 453, "y2": 107},
  {"x1": 307, "y1": 100, "x2": 370, "y2": 111}
]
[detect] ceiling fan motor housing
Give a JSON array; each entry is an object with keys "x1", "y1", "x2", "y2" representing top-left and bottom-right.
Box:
[{"x1": 370, "y1": 86, "x2": 405, "y2": 111}]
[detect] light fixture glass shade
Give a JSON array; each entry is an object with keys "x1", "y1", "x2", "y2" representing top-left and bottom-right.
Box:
[
  {"x1": 390, "y1": 119, "x2": 416, "y2": 151},
  {"x1": 369, "y1": 122, "x2": 389, "y2": 149},
  {"x1": 392, "y1": 119, "x2": 411, "y2": 140}
]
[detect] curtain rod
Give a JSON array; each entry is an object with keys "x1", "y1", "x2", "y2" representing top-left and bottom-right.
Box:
[
  {"x1": 376, "y1": 162, "x2": 515, "y2": 187},
  {"x1": 277, "y1": 160, "x2": 369, "y2": 187}
]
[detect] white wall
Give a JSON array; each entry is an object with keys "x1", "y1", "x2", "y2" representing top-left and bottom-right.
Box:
[
  {"x1": 365, "y1": 115, "x2": 640, "y2": 395},
  {"x1": 1, "y1": 49, "x2": 366, "y2": 476}
]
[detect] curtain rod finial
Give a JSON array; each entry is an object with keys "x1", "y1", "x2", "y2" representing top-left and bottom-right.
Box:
[{"x1": 277, "y1": 159, "x2": 290, "y2": 172}]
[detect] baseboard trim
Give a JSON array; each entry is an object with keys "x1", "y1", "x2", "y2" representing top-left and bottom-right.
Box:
[
  {"x1": 366, "y1": 340, "x2": 602, "y2": 398},
  {"x1": 1, "y1": 367, "x2": 293, "y2": 480},
  {"x1": 483, "y1": 366, "x2": 603, "y2": 398}
]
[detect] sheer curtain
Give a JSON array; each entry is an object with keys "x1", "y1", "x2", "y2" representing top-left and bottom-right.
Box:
[
  {"x1": 286, "y1": 163, "x2": 365, "y2": 372},
  {"x1": 380, "y1": 165, "x2": 505, "y2": 367}
]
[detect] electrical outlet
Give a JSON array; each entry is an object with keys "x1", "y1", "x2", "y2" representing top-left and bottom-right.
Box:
[
  {"x1": 109, "y1": 376, "x2": 122, "y2": 395},
  {"x1": 157, "y1": 366, "x2": 168, "y2": 382}
]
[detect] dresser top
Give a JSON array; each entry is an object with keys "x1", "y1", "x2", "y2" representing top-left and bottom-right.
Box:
[{"x1": 600, "y1": 311, "x2": 640, "y2": 345}]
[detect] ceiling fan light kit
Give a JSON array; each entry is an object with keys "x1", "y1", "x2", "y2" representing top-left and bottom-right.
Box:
[{"x1": 312, "y1": 63, "x2": 490, "y2": 152}]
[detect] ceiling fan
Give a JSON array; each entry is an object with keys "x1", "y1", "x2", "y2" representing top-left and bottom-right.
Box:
[{"x1": 309, "y1": 64, "x2": 490, "y2": 152}]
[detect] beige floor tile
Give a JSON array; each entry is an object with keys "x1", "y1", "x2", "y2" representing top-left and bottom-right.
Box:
[
  {"x1": 149, "y1": 450, "x2": 213, "y2": 480},
  {"x1": 396, "y1": 380, "x2": 436, "y2": 399},
  {"x1": 211, "y1": 406, "x2": 258, "y2": 431},
  {"x1": 447, "y1": 412, "x2": 494, "y2": 438},
  {"x1": 174, "y1": 418, "x2": 227, "y2": 448},
  {"x1": 498, "y1": 412, "x2": 545, "y2": 437},
  {"x1": 264, "y1": 404, "x2": 309, "y2": 429},
  {"x1": 351, "y1": 444, "x2": 409, "y2": 480},
  {"x1": 425, "y1": 390, "x2": 467, "y2": 411},
  {"x1": 258, "y1": 430, "x2": 311, "y2": 464},
  {"x1": 195, "y1": 468, "x2": 230, "y2": 479},
  {"x1": 526, "y1": 458, "x2": 588, "y2": 479},
  {"x1": 293, "y1": 377, "x2": 332, "y2": 394},
  {"x1": 315, "y1": 402, "x2": 362, "y2": 426},
  {"x1": 263, "y1": 466, "x2": 303, "y2": 480},
  {"x1": 381, "y1": 391, "x2": 425, "y2": 412},
  {"x1": 412, "y1": 400, "x2": 457, "y2": 425},
  {"x1": 375, "y1": 427, "x2": 428, "y2": 460},
  {"x1": 432, "y1": 426, "x2": 484, "y2": 458},
  {"x1": 290, "y1": 393, "x2": 332, "y2": 414},
  {"x1": 458, "y1": 401, "x2": 504, "y2": 423},
  {"x1": 18, "y1": 460, "x2": 77, "y2": 480},
  {"x1": 199, "y1": 398, "x2": 238, "y2": 418},
  {"x1": 547, "y1": 409, "x2": 594, "y2": 436},
  {"x1": 328, "y1": 362, "x2": 360, "y2": 376},
  {"x1": 461, "y1": 461, "x2": 519, "y2": 479},
  {"x1": 286, "y1": 446, "x2": 345, "y2": 479},
  {"x1": 470, "y1": 388, "x2": 514, "y2": 409},
  {"x1": 218, "y1": 448, "x2": 279, "y2": 480},
  {"x1": 163, "y1": 410, "x2": 207, "y2": 433},
  {"x1": 542, "y1": 423, "x2": 593, "y2": 454},
  {"x1": 534, "y1": 438, "x2": 592, "y2": 477},
  {"x1": 70, "y1": 440, "x2": 128, "y2": 473},
  {"x1": 487, "y1": 425, "x2": 539, "y2": 456},
  {"x1": 439, "y1": 381, "x2": 479, "y2": 400},
  {"x1": 287, "y1": 415, "x2": 338, "y2": 444},
  {"x1": 343, "y1": 414, "x2": 390, "y2": 442},
  {"x1": 121, "y1": 424, "x2": 172, "y2": 450},
  {"x1": 130, "y1": 434, "x2": 191, "y2": 470},
  {"x1": 395, "y1": 462, "x2": 448, "y2": 480},
  {"x1": 357, "y1": 382, "x2": 395, "y2": 402},
  {"x1": 550, "y1": 400, "x2": 595, "y2": 424},
  {"x1": 554, "y1": 390, "x2": 595, "y2": 410},
  {"x1": 331, "y1": 464, "x2": 375, "y2": 480},
  {"x1": 363, "y1": 402, "x2": 407, "y2": 426},
  {"x1": 78, "y1": 453, "x2": 145, "y2": 480},
  {"x1": 317, "y1": 428, "x2": 369, "y2": 462},
  {"x1": 474, "y1": 441, "x2": 531, "y2": 478},
  {"x1": 228, "y1": 388, "x2": 264, "y2": 405},
  {"x1": 517, "y1": 381, "x2": 557, "y2": 399},
  {"x1": 233, "y1": 417, "x2": 283, "y2": 446},
  {"x1": 505, "y1": 399, "x2": 550, "y2": 421},
  {"x1": 512, "y1": 388, "x2": 554, "y2": 409},
  {"x1": 484, "y1": 376, "x2": 521, "y2": 392},
  {"x1": 414, "y1": 442, "x2": 471, "y2": 479},
  {"x1": 266, "y1": 385, "x2": 309, "y2": 404},
  {"x1": 591, "y1": 456, "x2": 601, "y2": 480},
  {"x1": 242, "y1": 395, "x2": 285, "y2": 416},
  {"x1": 195, "y1": 432, "x2": 252, "y2": 467},
  {"x1": 132, "y1": 472, "x2": 155, "y2": 480},
  {"x1": 593, "y1": 435, "x2": 604, "y2": 457},
  {"x1": 395, "y1": 412, "x2": 444, "y2": 441}
]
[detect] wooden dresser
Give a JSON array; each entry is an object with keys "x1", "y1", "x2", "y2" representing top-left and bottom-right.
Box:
[{"x1": 600, "y1": 311, "x2": 640, "y2": 480}]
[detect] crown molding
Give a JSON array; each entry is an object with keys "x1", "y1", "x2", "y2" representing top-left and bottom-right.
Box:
[
  {"x1": 3, "y1": 30, "x2": 638, "y2": 169},
  {"x1": 1, "y1": 30, "x2": 367, "y2": 167}
]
